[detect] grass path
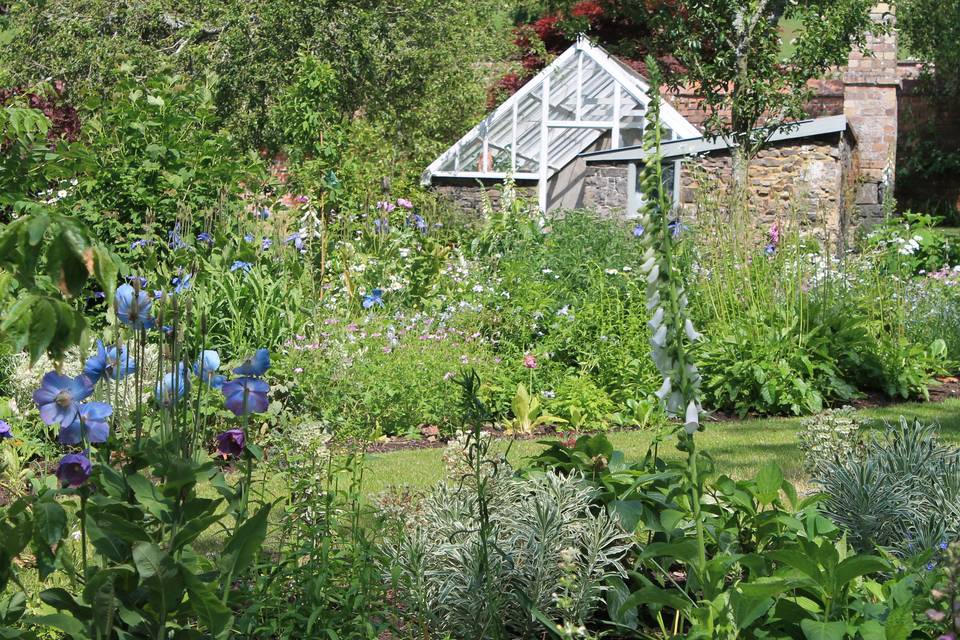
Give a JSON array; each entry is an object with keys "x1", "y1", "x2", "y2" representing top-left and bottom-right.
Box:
[{"x1": 360, "y1": 399, "x2": 960, "y2": 495}]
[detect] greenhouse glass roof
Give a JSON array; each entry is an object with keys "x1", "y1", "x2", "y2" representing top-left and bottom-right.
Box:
[{"x1": 422, "y1": 37, "x2": 701, "y2": 210}]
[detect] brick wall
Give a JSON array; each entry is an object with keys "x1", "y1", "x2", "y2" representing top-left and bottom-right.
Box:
[{"x1": 433, "y1": 183, "x2": 537, "y2": 215}]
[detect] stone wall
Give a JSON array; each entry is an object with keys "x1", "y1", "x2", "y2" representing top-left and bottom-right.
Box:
[
  {"x1": 581, "y1": 165, "x2": 629, "y2": 217},
  {"x1": 677, "y1": 134, "x2": 854, "y2": 239},
  {"x1": 433, "y1": 182, "x2": 537, "y2": 215}
]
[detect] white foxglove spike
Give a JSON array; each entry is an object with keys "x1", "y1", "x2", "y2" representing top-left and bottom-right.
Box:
[
  {"x1": 647, "y1": 264, "x2": 660, "y2": 284},
  {"x1": 648, "y1": 307, "x2": 665, "y2": 330},
  {"x1": 684, "y1": 400, "x2": 700, "y2": 434},
  {"x1": 655, "y1": 377, "x2": 671, "y2": 401},
  {"x1": 652, "y1": 324, "x2": 667, "y2": 347},
  {"x1": 667, "y1": 390, "x2": 685, "y2": 414},
  {"x1": 652, "y1": 349, "x2": 673, "y2": 373},
  {"x1": 684, "y1": 319, "x2": 703, "y2": 342},
  {"x1": 641, "y1": 257, "x2": 657, "y2": 273},
  {"x1": 646, "y1": 291, "x2": 661, "y2": 312}
]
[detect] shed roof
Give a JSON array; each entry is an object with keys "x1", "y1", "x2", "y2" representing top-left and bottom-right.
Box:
[
  {"x1": 421, "y1": 37, "x2": 700, "y2": 209},
  {"x1": 580, "y1": 115, "x2": 851, "y2": 163}
]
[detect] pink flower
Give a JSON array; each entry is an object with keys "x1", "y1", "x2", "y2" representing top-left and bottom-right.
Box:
[
  {"x1": 443, "y1": 371, "x2": 455, "y2": 381},
  {"x1": 769, "y1": 221, "x2": 780, "y2": 246},
  {"x1": 293, "y1": 367, "x2": 304, "y2": 373},
  {"x1": 523, "y1": 354, "x2": 537, "y2": 369},
  {"x1": 376, "y1": 200, "x2": 396, "y2": 213},
  {"x1": 397, "y1": 198, "x2": 414, "y2": 209},
  {"x1": 346, "y1": 323, "x2": 359, "y2": 333}
]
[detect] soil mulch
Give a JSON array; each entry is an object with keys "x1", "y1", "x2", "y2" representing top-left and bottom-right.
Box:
[{"x1": 348, "y1": 376, "x2": 960, "y2": 455}]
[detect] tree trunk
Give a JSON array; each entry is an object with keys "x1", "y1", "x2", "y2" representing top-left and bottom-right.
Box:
[{"x1": 730, "y1": 145, "x2": 750, "y2": 213}]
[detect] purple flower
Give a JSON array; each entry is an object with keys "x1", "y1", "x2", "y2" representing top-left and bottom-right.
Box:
[
  {"x1": 216, "y1": 429, "x2": 245, "y2": 458},
  {"x1": 115, "y1": 283, "x2": 156, "y2": 330},
  {"x1": 233, "y1": 348, "x2": 270, "y2": 376},
  {"x1": 33, "y1": 372, "x2": 94, "y2": 427},
  {"x1": 363, "y1": 288, "x2": 384, "y2": 309},
  {"x1": 222, "y1": 378, "x2": 270, "y2": 416},
  {"x1": 0, "y1": 420, "x2": 12, "y2": 439},
  {"x1": 230, "y1": 261, "x2": 252, "y2": 273},
  {"x1": 56, "y1": 453, "x2": 92, "y2": 488},
  {"x1": 83, "y1": 340, "x2": 136, "y2": 383},
  {"x1": 257, "y1": 207, "x2": 271, "y2": 220},
  {"x1": 376, "y1": 201, "x2": 396, "y2": 213},
  {"x1": 633, "y1": 224, "x2": 645, "y2": 238},
  {"x1": 764, "y1": 244, "x2": 776, "y2": 256},
  {"x1": 397, "y1": 198, "x2": 414, "y2": 209},
  {"x1": 130, "y1": 238, "x2": 153, "y2": 250},
  {"x1": 261, "y1": 238, "x2": 272, "y2": 251},
  {"x1": 59, "y1": 402, "x2": 112, "y2": 445},
  {"x1": 373, "y1": 218, "x2": 389, "y2": 234},
  {"x1": 244, "y1": 233, "x2": 255, "y2": 243},
  {"x1": 197, "y1": 232, "x2": 213, "y2": 245}
]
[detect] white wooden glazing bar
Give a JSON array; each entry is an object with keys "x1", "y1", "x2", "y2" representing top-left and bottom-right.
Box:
[
  {"x1": 612, "y1": 83, "x2": 621, "y2": 148},
  {"x1": 511, "y1": 101, "x2": 518, "y2": 171},
  {"x1": 539, "y1": 74, "x2": 550, "y2": 211}
]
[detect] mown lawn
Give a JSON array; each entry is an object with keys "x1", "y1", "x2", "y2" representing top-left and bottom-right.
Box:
[{"x1": 361, "y1": 398, "x2": 960, "y2": 495}]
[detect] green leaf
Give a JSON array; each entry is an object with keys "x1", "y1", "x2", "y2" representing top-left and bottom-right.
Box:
[
  {"x1": 39, "y1": 588, "x2": 89, "y2": 619},
  {"x1": 729, "y1": 591, "x2": 773, "y2": 630},
  {"x1": 21, "y1": 613, "x2": 88, "y2": 638},
  {"x1": 33, "y1": 501, "x2": 66, "y2": 547},
  {"x1": 755, "y1": 462, "x2": 784, "y2": 505},
  {"x1": 617, "y1": 585, "x2": 691, "y2": 615},
  {"x1": 132, "y1": 542, "x2": 165, "y2": 579},
  {"x1": 800, "y1": 619, "x2": 846, "y2": 640},
  {"x1": 27, "y1": 298, "x2": 56, "y2": 364},
  {"x1": 834, "y1": 555, "x2": 889, "y2": 590},
  {"x1": 609, "y1": 500, "x2": 644, "y2": 532},
  {"x1": 220, "y1": 504, "x2": 272, "y2": 581},
  {"x1": 182, "y1": 567, "x2": 233, "y2": 633}
]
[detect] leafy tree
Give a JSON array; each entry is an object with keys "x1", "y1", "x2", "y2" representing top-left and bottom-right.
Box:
[
  {"x1": 898, "y1": 0, "x2": 960, "y2": 94},
  {"x1": 1, "y1": 0, "x2": 508, "y2": 160},
  {"x1": 635, "y1": 0, "x2": 879, "y2": 199}
]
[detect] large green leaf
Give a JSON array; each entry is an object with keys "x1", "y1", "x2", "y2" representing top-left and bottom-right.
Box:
[
  {"x1": 755, "y1": 462, "x2": 784, "y2": 505},
  {"x1": 833, "y1": 555, "x2": 889, "y2": 591},
  {"x1": 219, "y1": 504, "x2": 272, "y2": 581},
  {"x1": 182, "y1": 567, "x2": 233, "y2": 633},
  {"x1": 21, "y1": 613, "x2": 88, "y2": 638},
  {"x1": 800, "y1": 619, "x2": 847, "y2": 640}
]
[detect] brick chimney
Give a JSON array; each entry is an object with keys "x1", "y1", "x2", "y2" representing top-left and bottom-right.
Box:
[{"x1": 843, "y1": 3, "x2": 898, "y2": 223}]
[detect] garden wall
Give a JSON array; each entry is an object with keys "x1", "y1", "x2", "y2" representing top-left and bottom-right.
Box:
[{"x1": 677, "y1": 133, "x2": 857, "y2": 240}]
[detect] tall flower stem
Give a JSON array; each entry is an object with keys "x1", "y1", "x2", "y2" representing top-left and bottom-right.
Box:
[
  {"x1": 79, "y1": 492, "x2": 89, "y2": 577},
  {"x1": 238, "y1": 387, "x2": 252, "y2": 525}
]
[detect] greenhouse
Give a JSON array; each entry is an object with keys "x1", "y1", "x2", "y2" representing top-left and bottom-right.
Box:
[{"x1": 421, "y1": 37, "x2": 700, "y2": 213}]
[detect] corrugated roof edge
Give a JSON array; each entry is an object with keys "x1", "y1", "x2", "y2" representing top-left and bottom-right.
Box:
[{"x1": 579, "y1": 114, "x2": 851, "y2": 163}]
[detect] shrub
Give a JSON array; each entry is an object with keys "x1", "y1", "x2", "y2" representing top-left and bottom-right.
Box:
[
  {"x1": 797, "y1": 406, "x2": 865, "y2": 475},
  {"x1": 380, "y1": 456, "x2": 631, "y2": 638},
  {"x1": 816, "y1": 417, "x2": 960, "y2": 553}
]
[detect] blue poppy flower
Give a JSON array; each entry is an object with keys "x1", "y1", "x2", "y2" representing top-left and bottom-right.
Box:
[
  {"x1": 284, "y1": 231, "x2": 305, "y2": 251},
  {"x1": 668, "y1": 220, "x2": 688, "y2": 238},
  {"x1": 222, "y1": 377, "x2": 270, "y2": 416},
  {"x1": 33, "y1": 372, "x2": 94, "y2": 427},
  {"x1": 633, "y1": 224, "x2": 645, "y2": 238},
  {"x1": 115, "y1": 283, "x2": 156, "y2": 329},
  {"x1": 0, "y1": 420, "x2": 12, "y2": 439},
  {"x1": 408, "y1": 214, "x2": 427, "y2": 232},
  {"x1": 59, "y1": 402, "x2": 112, "y2": 445},
  {"x1": 764, "y1": 244, "x2": 776, "y2": 256},
  {"x1": 230, "y1": 261, "x2": 252, "y2": 273},
  {"x1": 233, "y1": 348, "x2": 270, "y2": 376},
  {"x1": 172, "y1": 272, "x2": 192, "y2": 294},
  {"x1": 155, "y1": 366, "x2": 188, "y2": 407},
  {"x1": 257, "y1": 207, "x2": 271, "y2": 220},
  {"x1": 261, "y1": 238, "x2": 272, "y2": 251},
  {"x1": 83, "y1": 340, "x2": 136, "y2": 384},
  {"x1": 197, "y1": 232, "x2": 213, "y2": 244},
  {"x1": 194, "y1": 350, "x2": 225, "y2": 388},
  {"x1": 130, "y1": 239, "x2": 153, "y2": 250},
  {"x1": 244, "y1": 233, "x2": 255, "y2": 243},
  {"x1": 168, "y1": 224, "x2": 187, "y2": 250},
  {"x1": 373, "y1": 218, "x2": 389, "y2": 234},
  {"x1": 56, "y1": 453, "x2": 92, "y2": 488},
  {"x1": 363, "y1": 288, "x2": 384, "y2": 309}
]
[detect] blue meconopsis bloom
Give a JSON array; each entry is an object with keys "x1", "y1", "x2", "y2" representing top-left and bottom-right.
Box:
[
  {"x1": 197, "y1": 232, "x2": 213, "y2": 245},
  {"x1": 230, "y1": 261, "x2": 252, "y2": 273},
  {"x1": 233, "y1": 349, "x2": 270, "y2": 376},
  {"x1": 194, "y1": 350, "x2": 225, "y2": 388},
  {"x1": 172, "y1": 272, "x2": 193, "y2": 294},
  {"x1": 33, "y1": 372, "x2": 94, "y2": 427},
  {"x1": 115, "y1": 283, "x2": 156, "y2": 329},
  {"x1": 56, "y1": 453, "x2": 92, "y2": 488},
  {"x1": 155, "y1": 365, "x2": 189, "y2": 407},
  {"x1": 222, "y1": 378, "x2": 270, "y2": 416},
  {"x1": 59, "y1": 402, "x2": 113, "y2": 445},
  {"x1": 363, "y1": 288, "x2": 384, "y2": 309},
  {"x1": 83, "y1": 340, "x2": 136, "y2": 384}
]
